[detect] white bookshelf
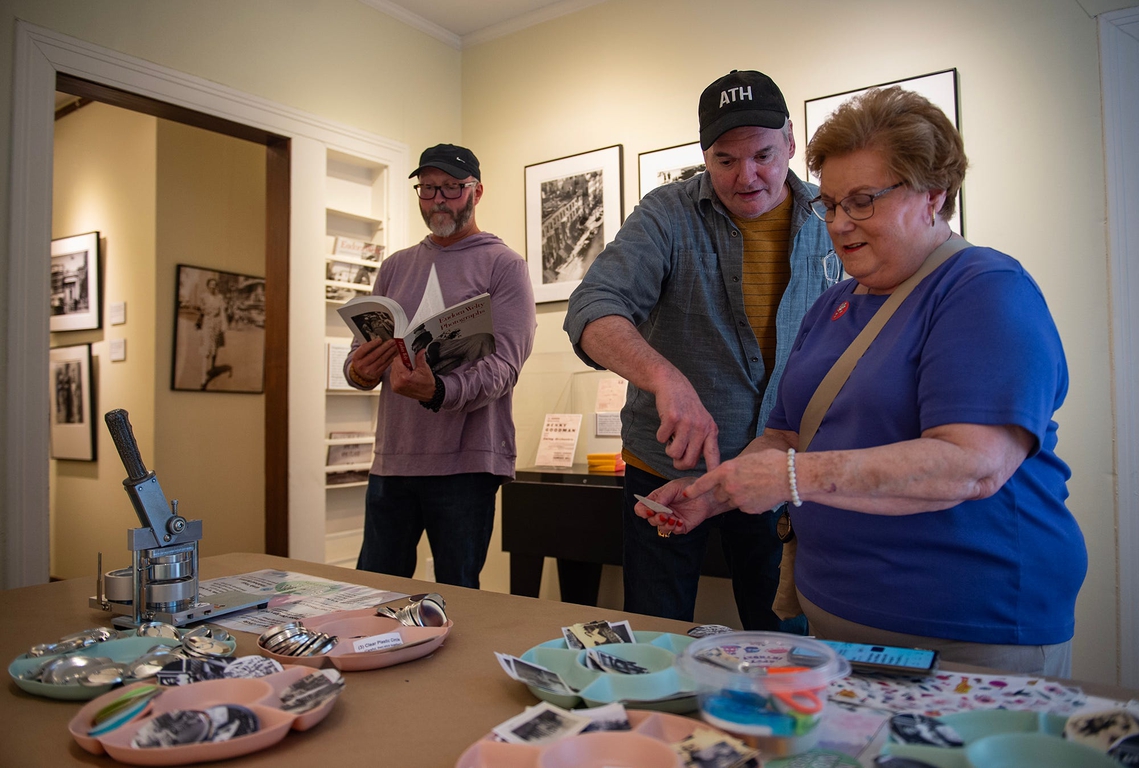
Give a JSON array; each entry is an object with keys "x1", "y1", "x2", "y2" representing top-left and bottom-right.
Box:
[{"x1": 318, "y1": 148, "x2": 393, "y2": 565}]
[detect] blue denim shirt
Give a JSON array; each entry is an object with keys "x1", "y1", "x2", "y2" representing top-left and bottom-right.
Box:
[{"x1": 564, "y1": 169, "x2": 835, "y2": 478}]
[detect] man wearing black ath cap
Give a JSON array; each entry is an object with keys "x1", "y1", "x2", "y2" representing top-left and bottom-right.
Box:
[
  {"x1": 565, "y1": 71, "x2": 835, "y2": 630},
  {"x1": 347, "y1": 143, "x2": 536, "y2": 588}
]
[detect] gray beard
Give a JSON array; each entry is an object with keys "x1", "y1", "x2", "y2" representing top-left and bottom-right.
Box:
[{"x1": 422, "y1": 194, "x2": 475, "y2": 239}]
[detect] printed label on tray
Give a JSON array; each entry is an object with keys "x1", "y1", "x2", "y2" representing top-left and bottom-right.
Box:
[{"x1": 352, "y1": 631, "x2": 404, "y2": 653}]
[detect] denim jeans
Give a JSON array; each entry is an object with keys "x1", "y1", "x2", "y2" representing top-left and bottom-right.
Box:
[
  {"x1": 622, "y1": 464, "x2": 794, "y2": 631},
  {"x1": 357, "y1": 473, "x2": 500, "y2": 588}
]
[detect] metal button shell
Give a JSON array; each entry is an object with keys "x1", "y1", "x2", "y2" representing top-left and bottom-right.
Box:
[
  {"x1": 137, "y1": 621, "x2": 180, "y2": 640},
  {"x1": 44, "y1": 655, "x2": 114, "y2": 685},
  {"x1": 182, "y1": 636, "x2": 231, "y2": 659}
]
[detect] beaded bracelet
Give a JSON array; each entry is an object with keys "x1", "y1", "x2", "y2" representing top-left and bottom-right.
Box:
[
  {"x1": 787, "y1": 448, "x2": 803, "y2": 507},
  {"x1": 419, "y1": 376, "x2": 446, "y2": 413}
]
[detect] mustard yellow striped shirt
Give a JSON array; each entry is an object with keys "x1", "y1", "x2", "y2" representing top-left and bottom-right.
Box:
[{"x1": 731, "y1": 190, "x2": 793, "y2": 376}]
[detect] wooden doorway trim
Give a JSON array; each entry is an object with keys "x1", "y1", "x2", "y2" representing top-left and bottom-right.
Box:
[
  {"x1": 264, "y1": 139, "x2": 291, "y2": 556},
  {"x1": 55, "y1": 73, "x2": 292, "y2": 557}
]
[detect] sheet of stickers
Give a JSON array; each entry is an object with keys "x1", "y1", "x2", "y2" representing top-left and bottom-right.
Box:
[
  {"x1": 807, "y1": 671, "x2": 1134, "y2": 765},
  {"x1": 828, "y1": 671, "x2": 1092, "y2": 717}
]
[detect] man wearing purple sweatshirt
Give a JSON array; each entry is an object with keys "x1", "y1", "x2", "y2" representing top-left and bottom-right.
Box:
[{"x1": 346, "y1": 144, "x2": 536, "y2": 588}]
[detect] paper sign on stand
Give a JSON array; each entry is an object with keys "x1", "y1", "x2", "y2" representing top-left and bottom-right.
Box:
[
  {"x1": 595, "y1": 378, "x2": 627, "y2": 412},
  {"x1": 595, "y1": 412, "x2": 621, "y2": 437},
  {"x1": 534, "y1": 414, "x2": 583, "y2": 467},
  {"x1": 594, "y1": 378, "x2": 626, "y2": 437}
]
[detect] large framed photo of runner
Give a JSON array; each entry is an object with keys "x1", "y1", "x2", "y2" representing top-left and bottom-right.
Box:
[
  {"x1": 524, "y1": 145, "x2": 623, "y2": 304},
  {"x1": 172, "y1": 264, "x2": 266, "y2": 393},
  {"x1": 804, "y1": 69, "x2": 963, "y2": 235}
]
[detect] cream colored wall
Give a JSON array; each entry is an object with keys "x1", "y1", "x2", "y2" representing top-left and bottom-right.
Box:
[
  {"x1": 51, "y1": 102, "x2": 157, "y2": 579},
  {"x1": 462, "y1": 0, "x2": 1122, "y2": 683},
  {"x1": 0, "y1": 1, "x2": 460, "y2": 571},
  {"x1": 50, "y1": 107, "x2": 267, "y2": 577},
  {"x1": 154, "y1": 120, "x2": 267, "y2": 558}
]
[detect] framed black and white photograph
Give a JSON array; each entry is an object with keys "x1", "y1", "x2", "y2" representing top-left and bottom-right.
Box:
[
  {"x1": 525, "y1": 145, "x2": 623, "y2": 303},
  {"x1": 50, "y1": 231, "x2": 101, "y2": 332},
  {"x1": 638, "y1": 141, "x2": 705, "y2": 199},
  {"x1": 49, "y1": 343, "x2": 95, "y2": 461},
  {"x1": 172, "y1": 264, "x2": 266, "y2": 393},
  {"x1": 805, "y1": 69, "x2": 963, "y2": 235}
]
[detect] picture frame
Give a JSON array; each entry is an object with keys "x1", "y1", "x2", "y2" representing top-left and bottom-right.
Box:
[
  {"x1": 525, "y1": 145, "x2": 623, "y2": 303},
  {"x1": 50, "y1": 231, "x2": 101, "y2": 332},
  {"x1": 638, "y1": 141, "x2": 705, "y2": 199},
  {"x1": 49, "y1": 343, "x2": 96, "y2": 461},
  {"x1": 172, "y1": 264, "x2": 266, "y2": 393},
  {"x1": 804, "y1": 69, "x2": 964, "y2": 235}
]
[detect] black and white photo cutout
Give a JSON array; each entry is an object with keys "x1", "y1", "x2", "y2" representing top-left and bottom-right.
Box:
[
  {"x1": 509, "y1": 656, "x2": 575, "y2": 695},
  {"x1": 493, "y1": 702, "x2": 590, "y2": 746}
]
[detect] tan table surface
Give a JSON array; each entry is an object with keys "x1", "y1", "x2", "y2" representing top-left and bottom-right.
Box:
[
  {"x1": 2, "y1": 553, "x2": 712, "y2": 767},
  {"x1": 3, "y1": 553, "x2": 1135, "y2": 767}
]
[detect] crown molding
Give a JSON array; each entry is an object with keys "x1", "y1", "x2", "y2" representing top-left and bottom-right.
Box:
[
  {"x1": 358, "y1": 0, "x2": 610, "y2": 50},
  {"x1": 357, "y1": 0, "x2": 462, "y2": 50},
  {"x1": 462, "y1": 0, "x2": 610, "y2": 48}
]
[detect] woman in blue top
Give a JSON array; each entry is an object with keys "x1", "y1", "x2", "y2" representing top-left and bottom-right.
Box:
[{"x1": 636, "y1": 87, "x2": 1086, "y2": 675}]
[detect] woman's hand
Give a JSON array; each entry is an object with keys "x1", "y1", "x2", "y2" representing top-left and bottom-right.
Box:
[
  {"x1": 683, "y1": 449, "x2": 790, "y2": 515},
  {"x1": 633, "y1": 477, "x2": 731, "y2": 535}
]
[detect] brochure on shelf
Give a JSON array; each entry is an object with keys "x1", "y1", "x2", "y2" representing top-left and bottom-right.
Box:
[{"x1": 325, "y1": 342, "x2": 352, "y2": 390}]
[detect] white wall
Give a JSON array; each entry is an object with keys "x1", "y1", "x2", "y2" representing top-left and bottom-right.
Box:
[
  {"x1": 49, "y1": 106, "x2": 269, "y2": 579},
  {"x1": 461, "y1": 0, "x2": 1123, "y2": 684}
]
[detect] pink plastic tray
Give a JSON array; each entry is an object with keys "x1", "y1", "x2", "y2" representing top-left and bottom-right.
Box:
[
  {"x1": 67, "y1": 666, "x2": 339, "y2": 766},
  {"x1": 456, "y1": 709, "x2": 742, "y2": 768},
  {"x1": 258, "y1": 606, "x2": 451, "y2": 671}
]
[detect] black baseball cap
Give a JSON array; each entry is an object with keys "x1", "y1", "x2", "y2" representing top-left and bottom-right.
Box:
[
  {"x1": 698, "y1": 70, "x2": 789, "y2": 150},
  {"x1": 409, "y1": 143, "x2": 481, "y2": 181}
]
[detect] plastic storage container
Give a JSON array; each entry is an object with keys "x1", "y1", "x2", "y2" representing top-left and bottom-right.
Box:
[{"x1": 675, "y1": 631, "x2": 850, "y2": 758}]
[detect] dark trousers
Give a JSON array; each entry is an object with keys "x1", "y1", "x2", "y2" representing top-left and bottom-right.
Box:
[
  {"x1": 357, "y1": 473, "x2": 499, "y2": 588},
  {"x1": 621, "y1": 464, "x2": 788, "y2": 631}
]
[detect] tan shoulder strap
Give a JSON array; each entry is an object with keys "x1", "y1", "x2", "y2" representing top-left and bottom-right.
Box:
[{"x1": 798, "y1": 236, "x2": 972, "y2": 451}]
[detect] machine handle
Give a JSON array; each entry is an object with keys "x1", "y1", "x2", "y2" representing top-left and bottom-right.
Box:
[{"x1": 105, "y1": 409, "x2": 149, "y2": 483}]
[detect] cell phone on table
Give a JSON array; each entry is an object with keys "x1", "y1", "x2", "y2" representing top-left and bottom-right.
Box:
[{"x1": 790, "y1": 640, "x2": 939, "y2": 676}]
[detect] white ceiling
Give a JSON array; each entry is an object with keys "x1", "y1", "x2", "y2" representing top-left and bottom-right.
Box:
[{"x1": 358, "y1": 0, "x2": 609, "y2": 48}]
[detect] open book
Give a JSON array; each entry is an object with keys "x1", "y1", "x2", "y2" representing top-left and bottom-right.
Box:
[{"x1": 337, "y1": 290, "x2": 495, "y2": 373}]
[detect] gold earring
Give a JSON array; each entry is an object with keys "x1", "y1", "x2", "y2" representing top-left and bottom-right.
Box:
[{"x1": 930, "y1": 211, "x2": 936, "y2": 227}]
